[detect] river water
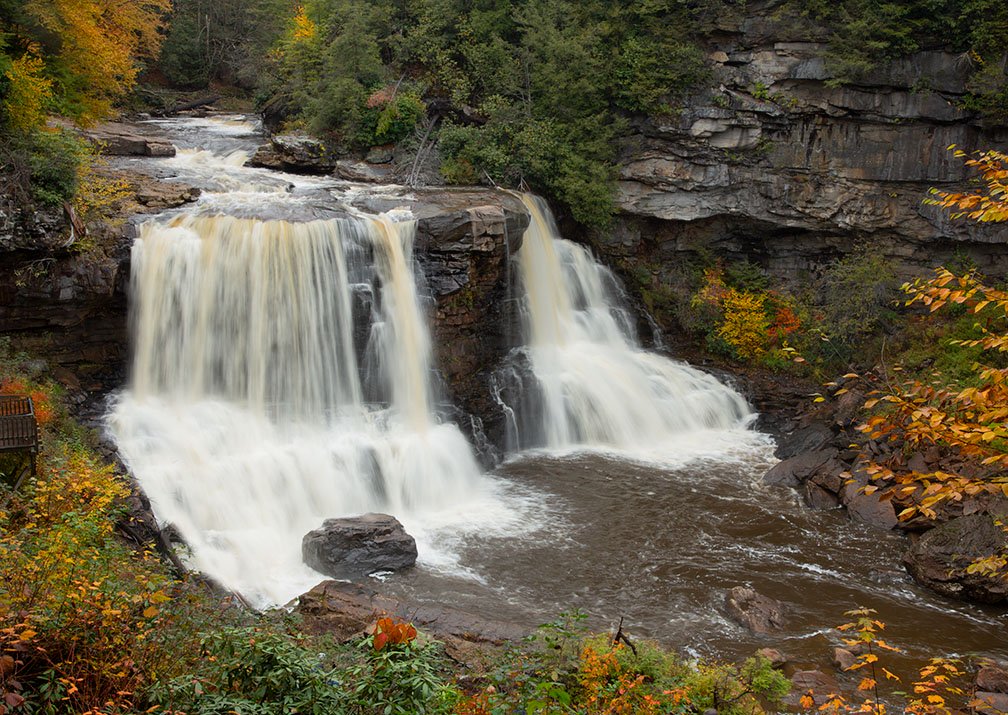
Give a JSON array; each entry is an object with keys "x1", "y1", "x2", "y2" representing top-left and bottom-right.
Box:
[{"x1": 107, "y1": 115, "x2": 1006, "y2": 672}]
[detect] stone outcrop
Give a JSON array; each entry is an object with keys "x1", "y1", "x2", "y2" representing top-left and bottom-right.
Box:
[
  {"x1": 81, "y1": 122, "x2": 176, "y2": 157},
  {"x1": 298, "y1": 579, "x2": 528, "y2": 665},
  {"x1": 0, "y1": 168, "x2": 201, "y2": 396},
  {"x1": 595, "y1": 0, "x2": 1008, "y2": 312},
  {"x1": 248, "y1": 133, "x2": 338, "y2": 174},
  {"x1": 902, "y1": 514, "x2": 1008, "y2": 604},
  {"x1": 348, "y1": 187, "x2": 529, "y2": 452},
  {"x1": 302, "y1": 514, "x2": 418, "y2": 580},
  {"x1": 726, "y1": 585, "x2": 786, "y2": 634}
]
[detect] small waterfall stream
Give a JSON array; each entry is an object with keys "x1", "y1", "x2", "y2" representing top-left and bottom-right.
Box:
[{"x1": 498, "y1": 194, "x2": 766, "y2": 460}]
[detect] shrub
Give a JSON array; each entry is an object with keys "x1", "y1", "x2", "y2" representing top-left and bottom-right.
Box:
[
  {"x1": 812, "y1": 247, "x2": 898, "y2": 364},
  {"x1": 342, "y1": 618, "x2": 457, "y2": 715},
  {"x1": 24, "y1": 129, "x2": 89, "y2": 207},
  {"x1": 147, "y1": 626, "x2": 343, "y2": 715}
]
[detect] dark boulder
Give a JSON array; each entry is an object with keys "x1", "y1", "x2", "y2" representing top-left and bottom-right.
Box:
[
  {"x1": 975, "y1": 692, "x2": 1008, "y2": 715},
  {"x1": 902, "y1": 514, "x2": 1008, "y2": 604},
  {"x1": 248, "y1": 133, "x2": 337, "y2": 174},
  {"x1": 336, "y1": 160, "x2": 394, "y2": 183},
  {"x1": 841, "y1": 481, "x2": 898, "y2": 530},
  {"x1": 776, "y1": 423, "x2": 834, "y2": 459},
  {"x1": 756, "y1": 647, "x2": 787, "y2": 668},
  {"x1": 726, "y1": 586, "x2": 786, "y2": 634},
  {"x1": 763, "y1": 448, "x2": 838, "y2": 487},
  {"x1": 302, "y1": 513, "x2": 417, "y2": 580},
  {"x1": 832, "y1": 647, "x2": 857, "y2": 671}
]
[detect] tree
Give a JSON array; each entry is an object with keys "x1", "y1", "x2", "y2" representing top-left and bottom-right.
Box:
[
  {"x1": 851, "y1": 150, "x2": 1008, "y2": 581},
  {"x1": 926, "y1": 148, "x2": 1008, "y2": 223},
  {"x1": 20, "y1": 0, "x2": 171, "y2": 121}
]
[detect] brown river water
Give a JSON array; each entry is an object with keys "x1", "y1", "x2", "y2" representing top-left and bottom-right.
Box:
[{"x1": 383, "y1": 451, "x2": 1007, "y2": 673}]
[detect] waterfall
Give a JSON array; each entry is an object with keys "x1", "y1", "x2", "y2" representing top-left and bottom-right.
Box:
[
  {"x1": 499, "y1": 194, "x2": 756, "y2": 455},
  {"x1": 109, "y1": 213, "x2": 485, "y2": 606}
]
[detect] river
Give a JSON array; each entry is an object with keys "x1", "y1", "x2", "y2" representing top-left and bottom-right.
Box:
[{"x1": 106, "y1": 114, "x2": 1006, "y2": 674}]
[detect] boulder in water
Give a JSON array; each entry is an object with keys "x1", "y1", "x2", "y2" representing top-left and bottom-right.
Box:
[
  {"x1": 726, "y1": 586, "x2": 786, "y2": 634},
  {"x1": 902, "y1": 514, "x2": 1008, "y2": 604},
  {"x1": 762, "y1": 448, "x2": 838, "y2": 487},
  {"x1": 302, "y1": 514, "x2": 418, "y2": 580},
  {"x1": 248, "y1": 133, "x2": 337, "y2": 174}
]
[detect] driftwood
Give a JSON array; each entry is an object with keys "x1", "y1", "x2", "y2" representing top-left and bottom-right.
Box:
[
  {"x1": 160, "y1": 94, "x2": 220, "y2": 116},
  {"x1": 611, "y1": 616, "x2": 638, "y2": 656}
]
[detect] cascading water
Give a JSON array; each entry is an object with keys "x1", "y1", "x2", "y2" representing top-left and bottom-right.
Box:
[
  {"x1": 498, "y1": 194, "x2": 763, "y2": 458},
  {"x1": 109, "y1": 210, "x2": 496, "y2": 606}
]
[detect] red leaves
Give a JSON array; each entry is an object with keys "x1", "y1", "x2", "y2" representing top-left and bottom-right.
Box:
[{"x1": 372, "y1": 617, "x2": 417, "y2": 651}]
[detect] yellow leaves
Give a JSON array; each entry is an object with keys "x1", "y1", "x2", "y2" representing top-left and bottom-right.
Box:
[
  {"x1": 290, "y1": 5, "x2": 318, "y2": 42},
  {"x1": 142, "y1": 606, "x2": 159, "y2": 619},
  {"x1": 858, "y1": 678, "x2": 876, "y2": 691},
  {"x1": 21, "y1": 0, "x2": 171, "y2": 122},
  {"x1": 716, "y1": 288, "x2": 769, "y2": 359},
  {"x1": 801, "y1": 692, "x2": 816, "y2": 709},
  {"x1": 2, "y1": 53, "x2": 54, "y2": 134}
]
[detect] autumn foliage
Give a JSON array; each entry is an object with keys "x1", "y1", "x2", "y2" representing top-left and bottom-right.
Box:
[
  {"x1": 1, "y1": 0, "x2": 170, "y2": 130},
  {"x1": 926, "y1": 148, "x2": 1008, "y2": 224}
]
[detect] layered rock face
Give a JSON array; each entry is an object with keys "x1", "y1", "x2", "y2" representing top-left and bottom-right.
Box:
[
  {"x1": 348, "y1": 188, "x2": 528, "y2": 448},
  {"x1": 601, "y1": 1, "x2": 1008, "y2": 301},
  {"x1": 0, "y1": 199, "x2": 127, "y2": 394}
]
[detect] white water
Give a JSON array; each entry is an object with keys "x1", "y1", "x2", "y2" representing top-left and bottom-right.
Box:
[
  {"x1": 109, "y1": 201, "x2": 521, "y2": 607},
  {"x1": 507, "y1": 195, "x2": 768, "y2": 460}
]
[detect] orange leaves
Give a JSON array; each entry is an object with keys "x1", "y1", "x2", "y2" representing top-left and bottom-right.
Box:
[
  {"x1": 20, "y1": 0, "x2": 171, "y2": 122},
  {"x1": 925, "y1": 149, "x2": 1008, "y2": 224},
  {"x1": 372, "y1": 617, "x2": 417, "y2": 651}
]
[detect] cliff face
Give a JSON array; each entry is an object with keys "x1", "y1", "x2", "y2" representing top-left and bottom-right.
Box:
[
  {"x1": 600, "y1": 4, "x2": 1008, "y2": 301},
  {"x1": 0, "y1": 197, "x2": 127, "y2": 394}
]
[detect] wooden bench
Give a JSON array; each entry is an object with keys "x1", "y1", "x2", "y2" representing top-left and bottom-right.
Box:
[{"x1": 0, "y1": 395, "x2": 40, "y2": 486}]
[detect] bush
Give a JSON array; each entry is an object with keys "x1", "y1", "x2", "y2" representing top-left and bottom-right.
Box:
[
  {"x1": 811, "y1": 247, "x2": 898, "y2": 364},
  {"x1": 24, "y1": 129, "x2": 88, "y2": 207},
  {"x1": 147, "y1": 626, "x2": 344, "y2": 715}
]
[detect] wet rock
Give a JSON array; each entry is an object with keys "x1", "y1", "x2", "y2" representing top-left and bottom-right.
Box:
[
  {"x1": 248, "y1": 133, "x2": 337, "y2": 174},
  {"x1": 347, "y1": 186, "x2": 530, "y2": 447},
  {"x1": 298, "y1": 580, "x2": 528, "y2": 666},
  {"x1": 303, "y1": 514, "x2": 417, "y2": 580},
  {"x1": 82, "y1": 122, "x2": 177, "y2": 157},
  {"x1": 776, "y1": 424, "x2": 834, "y2": 459},
  {"x1": 336, "y1": 160, "x2": 394, "y2": 183},
  {"x1": 763, "y1": 448, "x2": 838, "y2": 487},
  {"x1": 976, "y1": 663, "x2": 1008, "y2": 694},
  {"x1": 841, "y1": 481, "x2": 898, "y2": 530},
  {"x1": 902, "y1": 514, "x2": 1008, "y2": 604},
  {"x1": 726, "y1": 586, "x2": 786, "y2": 634},
  {"x1": 757, "y1": 647, "x2": 787, "y2": 668},
  {"x1": 805, "y1": 481, "x2": 840, "y2": 510},
  {"x1": 135, "y1": 184, "x2": 201, "y2": 210},
  {"x1": 832, "y1": 647, "x2": 857, "y2": 671},
  {"x1": 974, "y1": 692, "x2": 1008, "y2": 715},
  {"x1": 788, "y1": 670, "x2": 842, "y2": 708}
]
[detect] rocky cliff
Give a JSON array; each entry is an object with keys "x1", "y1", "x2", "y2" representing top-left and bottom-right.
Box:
[{"x1": 599, "y1": 2, "x2": 1008, "y2": 314}]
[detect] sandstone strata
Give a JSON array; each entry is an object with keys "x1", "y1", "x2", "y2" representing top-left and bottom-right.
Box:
[{"x1": 596, "y1": 0, "x2": 1008, "y2": 317}]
